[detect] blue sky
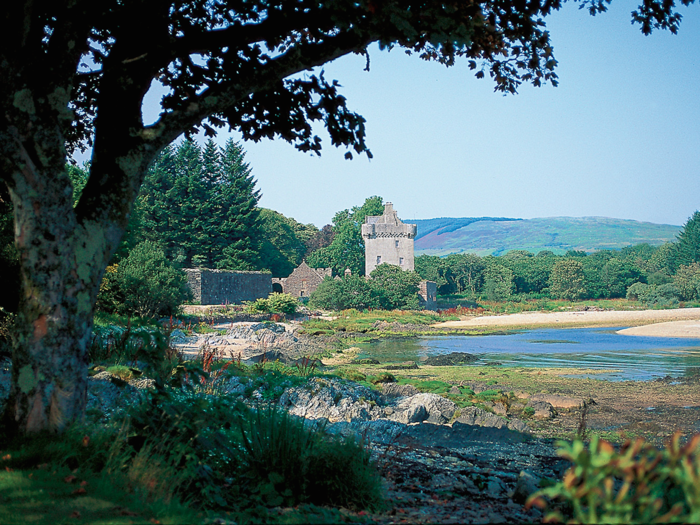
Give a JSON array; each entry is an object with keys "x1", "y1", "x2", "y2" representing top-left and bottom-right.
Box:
[{"x1": 126, "y1": 2, "x2": 700, "y2": 228}]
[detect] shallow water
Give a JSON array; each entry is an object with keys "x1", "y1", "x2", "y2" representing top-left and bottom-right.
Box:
[{"x1": 356, "y1": 326, "x2": 700, "y2": 381}]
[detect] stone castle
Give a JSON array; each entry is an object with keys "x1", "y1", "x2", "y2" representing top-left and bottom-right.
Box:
[
  {"x1": 363, "y1": 202, "x2": 436, "y2": 310},
  {"x1": 361, "y1": 202, "x2": 416, "y2": 275}
]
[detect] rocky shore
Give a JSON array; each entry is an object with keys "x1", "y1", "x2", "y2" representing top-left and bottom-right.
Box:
[{"x1": 0, "y1": 356, "x2": 568, "y2": 523}]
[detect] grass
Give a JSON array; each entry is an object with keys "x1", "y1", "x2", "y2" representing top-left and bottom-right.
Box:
[
  {"x1": 0, "y1": 466, "x2": 199, "y2": 525},
  {"x1": 301, "y1": 309, "x2": 458, "y2": 334}
]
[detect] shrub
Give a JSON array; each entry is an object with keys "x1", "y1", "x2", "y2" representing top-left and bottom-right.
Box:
[
  {"x1": 124, "y1": 388, "x2": 383, "y2": 511},
  {"x1": 527, "y1": 433, "x2": 700, "y2": 523},
  {"x1": 237, "y1": 405, "x2": 383, "y2": 510},
  {"x1": 245, "y1": 293, "x2": 298, "y2": 315},
  {"x1": 267, "y1": 292, "x2": 298, "y2": 314},
  {"x1": 309, "y1": 275, "x2": 380, "y2": 311},
  {"x1": 97, "y1": 241, "x2": 191, "y2": 318}
]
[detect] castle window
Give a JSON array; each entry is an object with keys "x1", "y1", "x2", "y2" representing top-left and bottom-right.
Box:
[
  {"x1": 377, "y1": 255, "x2": 381, "y2": 264},
  {"x1": 399, "y1": 257, "x2": 404, "y2": 265},
  {"x1": 395, "y1": 240, "x2": 399, "y2": 248}
]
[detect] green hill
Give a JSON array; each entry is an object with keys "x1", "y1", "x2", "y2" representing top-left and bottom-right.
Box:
[{"x1": 413, "y1": 216, "x2": 680, "y2": 256}]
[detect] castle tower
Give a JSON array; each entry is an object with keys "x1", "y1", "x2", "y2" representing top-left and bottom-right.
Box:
[{"x1": 361, "y1": 202, "x2": 417, "y2": 276}]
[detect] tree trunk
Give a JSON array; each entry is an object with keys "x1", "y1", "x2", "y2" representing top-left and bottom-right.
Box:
[{"x1": 1, "y1": 152, "x2": 113, "y2": 434}]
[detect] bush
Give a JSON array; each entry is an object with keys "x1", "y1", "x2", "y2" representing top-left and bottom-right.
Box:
[
  {"x1": 124, "y1": 389, "x2": 383, "y2": 511},
  {"x1": 244, "y1": 293, "x2": 298, "y2": 315},
  {"x1": 309, "y1": 275, "x2": 380, "y2": 311},
  {"x1": 97, "y1": 241, "x2": 191, "y2": 317},
  {"x1": 528, "y1": 433, "x2": 700, "y2": 523},
  {"x1": 267, "y1": 292, "x2": 298, "y2": 314}
]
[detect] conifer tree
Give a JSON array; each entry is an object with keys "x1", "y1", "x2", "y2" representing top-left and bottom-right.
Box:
[
  {"x1": 675, "y1": 211, "x2": 700, "y2": 268},
  {"x1": 216, "y1": 139, "x2": 262, "y2": 270}
]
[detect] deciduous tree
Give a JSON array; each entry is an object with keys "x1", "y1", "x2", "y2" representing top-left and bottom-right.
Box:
[{"x1": 1, "y1": 0, "x2": 691, "y2": 433}]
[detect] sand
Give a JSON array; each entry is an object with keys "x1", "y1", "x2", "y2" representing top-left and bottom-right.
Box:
[
  {"x1": 433, "y1": 307, "x2": 700, "y2": 337},
  {"x1": 617, "y1": 320, "x2": 700, "y2": 338}
]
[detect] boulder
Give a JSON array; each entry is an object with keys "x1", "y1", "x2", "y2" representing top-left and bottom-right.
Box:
[
  {"x1": 389, "y1": 393, "x2": 457, "y2": 425},
  {"x1": 279, "y1": 377, "x2": 384, "y2": 422},
  {"x1": 527, "y1": 399, "x2": 556, "y2": 419},
  {"x1": 455, "y1": 406, "x2": 508, "y2": 429},
  {"x1": 382, "y1": 383, "x2": 419, "y2": 398},
  {"x1": 512, "y1": 470, "x2": 541, "y2": 504},
  {"x1": 530, "y1": 394, "x2": 585, "y2": 409}
]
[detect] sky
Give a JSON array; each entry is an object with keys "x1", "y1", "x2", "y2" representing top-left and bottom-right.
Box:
[{"x1": 121, "y1": 2, "x2": 700, "y2": 229}]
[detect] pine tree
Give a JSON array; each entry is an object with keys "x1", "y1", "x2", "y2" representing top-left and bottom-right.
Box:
[
  {"x1": 215, "y1": 139, "x2": 262, "y2": 270},
  {"x1": 675, "y1": 211, "x2": 700, "y2": 268}
]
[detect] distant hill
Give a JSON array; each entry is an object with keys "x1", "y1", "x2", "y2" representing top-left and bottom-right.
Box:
[{"x1": 413, "y1": 216, "x2": 680, "y2": 257}]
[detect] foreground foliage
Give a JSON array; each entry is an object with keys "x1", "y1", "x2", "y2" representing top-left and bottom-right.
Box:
[{"x1": 528, "y1": 433, "x2": 700, "y2": 523}]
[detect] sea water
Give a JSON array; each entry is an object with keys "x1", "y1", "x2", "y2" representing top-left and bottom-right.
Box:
[{"x1": 356, "y1": 326, "x2": 700, "y2": 381}]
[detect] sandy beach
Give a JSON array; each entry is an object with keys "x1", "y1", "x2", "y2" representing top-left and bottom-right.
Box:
[{"x1": 433, "y1": 307, "x2": 700, "y2": 337}]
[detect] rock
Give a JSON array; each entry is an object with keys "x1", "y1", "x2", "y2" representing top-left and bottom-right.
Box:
[
  {"x1": 405, "y1": 404, "x2": 428, "y2": 423},
  {"x1": 382, "y1": 383, "x2": 419, "y2": 398},
  {"x1": 382, "y1": 361, "x2": 419, "y2": 370},
  {"x1": 250, "y1": 322, "x2": 285, "y2": 333},
  {"x1": 530, "y1": 394, "x2": 585, "y2": 409},
  {"x1": 169, "y1": 329, "x2": 189, "y2": 342},
  {"x1": 389, "y1": 393, "x2": 457, "y2": 425},
  {"x1": 486, "y1": 477, "x2": 507, "y2": 498},
  {"x1": 512, "y1": 470, "x2": 541, "y2": 504},
  {"x1": 424, "y1": 352, "x2": 478, "y2": 366},
  {"x1": 492, "y1": 403, "x2": 508, "y2": 416},
  {"x1": 507, "y1": 419, "x2": 530, "y2": 433},
  {"x1": 455, "y1": 406, "x2": 508, "y2": 429},
  {"x1": 449, "y1": 386, "x2": 461, "y2": 395},
  {"x1": 527, "y1": 400, "x2": 556, "y2": 419},
  {"x1": 279, "y1": 377, "x2": 384, "y2": 422}
]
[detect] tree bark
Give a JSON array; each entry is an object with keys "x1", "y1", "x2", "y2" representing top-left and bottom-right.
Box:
[{"x1": 1, "y1": 141, "x2": 109, "y2": 433}]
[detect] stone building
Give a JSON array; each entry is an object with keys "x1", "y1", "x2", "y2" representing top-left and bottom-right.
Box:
[
  {"x1": 361, "y1": 202, "x2": 417, "y2": 276},
  {"x1": 271, "y1": 261, "x2": 332, "y2": 299},
  {"x1": 362, "y1": 202, "x2": 437, "y2": 310},
  {"x1": 185, "y1": 268, "x2": 271, "y2": 305}
]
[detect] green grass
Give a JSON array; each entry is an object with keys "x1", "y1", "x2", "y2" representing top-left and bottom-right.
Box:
[
  {"x1": 301, "y1": 309, "x2": 457, "y2": 334},
  {"x1": 0, "y1": 466, "x2": 199, "y2": 525},
  {"x1": 437, "y1": 296, "x2": 643, "y2": 314}
]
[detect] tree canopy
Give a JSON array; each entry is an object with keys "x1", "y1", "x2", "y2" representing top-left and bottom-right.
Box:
[{"x1": 0, "y1": 0, "x2": 694, "y2": 434}]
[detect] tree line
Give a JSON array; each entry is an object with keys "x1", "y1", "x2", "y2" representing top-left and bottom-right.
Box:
[{"x1": 413, "y1": 212, "x2": 700, "y2": 304}]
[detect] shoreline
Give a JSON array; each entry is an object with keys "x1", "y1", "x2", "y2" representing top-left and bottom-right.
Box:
[{"x1": 433, "y1": 307, "x2": 700, "y2": 338}]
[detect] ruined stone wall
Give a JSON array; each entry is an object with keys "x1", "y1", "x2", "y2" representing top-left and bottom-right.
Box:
[
  {"x1": 419, "y1": 280, "x2": 437, "y2": 311},
  {"x1": 185, "y1": 269, "x2": 271, "y2": 305}
]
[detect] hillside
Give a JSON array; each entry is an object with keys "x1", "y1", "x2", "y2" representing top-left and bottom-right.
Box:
[{"x1": 413, "y1": 216, "x2": 680, "y2": 256}]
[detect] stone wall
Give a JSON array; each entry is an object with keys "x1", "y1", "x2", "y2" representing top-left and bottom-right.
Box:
[
  {"x1": 185, "y1": 269, "x2": 271, "y2": 305},
  {"x1": 419, "y1": 281, "x2": 437, "y2": 311}
]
